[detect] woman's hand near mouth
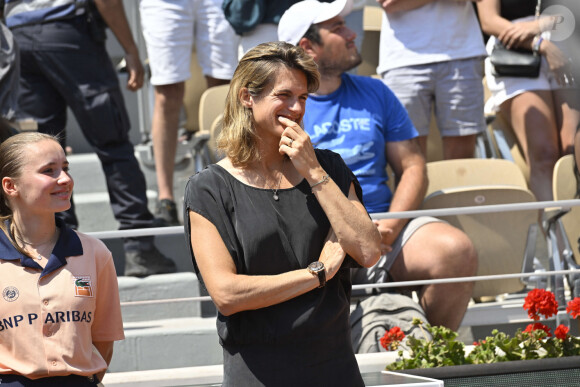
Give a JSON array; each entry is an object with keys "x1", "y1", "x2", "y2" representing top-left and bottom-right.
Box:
[{"x1": 278, "y1": 116, "x2": 327, "y2": 185}]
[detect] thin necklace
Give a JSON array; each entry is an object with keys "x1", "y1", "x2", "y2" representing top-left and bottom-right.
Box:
[
  {"x1": 12, "y1": 225, "x2": 58, "y2": 260},
  {"x1": 14, "y1": 233, "x2": 57, "y2": 247},
  {"x1": 270, "y1": 158, "x2": 286, "y2": 201}
]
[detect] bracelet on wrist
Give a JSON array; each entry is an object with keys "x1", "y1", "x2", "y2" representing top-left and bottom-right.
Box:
[
  {"x1": 532, "y1": 35, "x2": 544, "y2": 54},
  {"x1": 310, "y1": 174, "x2": 330, "y2": 190}
]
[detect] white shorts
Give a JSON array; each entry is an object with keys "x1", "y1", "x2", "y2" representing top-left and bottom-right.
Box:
[
  {"x1": 484, "y1": 23, "x2": 573, "y2": 114},
  {"x1": 382, "y1": 57, "x2": 486, "y2": 137},
  {"x1": 140, "y1": 0, "x2": 239, "y2": 85}
]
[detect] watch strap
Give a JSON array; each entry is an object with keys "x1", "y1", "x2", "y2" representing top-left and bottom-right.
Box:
[
  {"x1": 308, "y1": 262, "x2": 326, "y2": 288},
  {"x1": 315, "y1": 267, "x2": 326, "y2": 288}
]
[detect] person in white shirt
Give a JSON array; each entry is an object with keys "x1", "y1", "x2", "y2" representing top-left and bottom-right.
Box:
[{"x1": 377, "y1": 0, "x2": 487, "y2": 159}]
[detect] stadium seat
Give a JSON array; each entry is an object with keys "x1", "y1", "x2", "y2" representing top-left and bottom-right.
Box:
[{"x1": 423, "y1": 158, "x2": 540, "y2": 299}]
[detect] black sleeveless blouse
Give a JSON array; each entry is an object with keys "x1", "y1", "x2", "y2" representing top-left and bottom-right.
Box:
[{"x1": 184, "y1": 149, "x2": 365, "y2": 386}]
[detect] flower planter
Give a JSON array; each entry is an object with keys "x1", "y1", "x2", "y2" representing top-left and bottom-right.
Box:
[
  {"x1": 397, "y1": 356, "x2": 580, "y2": 387},
  {"x1": 361, "y1": 370, "x2": 442, "y2": 386}
]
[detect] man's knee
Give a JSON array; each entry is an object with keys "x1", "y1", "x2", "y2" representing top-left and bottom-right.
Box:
[
  {"x1": 440, "y1": 230, "x2": 478, "y2": 277},
  {"x1": 154, "y1": 83, "x2": 185, "y2": 105}
]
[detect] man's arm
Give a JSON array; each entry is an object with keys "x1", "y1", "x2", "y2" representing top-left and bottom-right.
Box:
[
  {"x1": 377, "y1": 138, "x2": 427, "y2": 247},
  {"x1": 93, "y1": 0, "x2": 144, "y2": 91}
]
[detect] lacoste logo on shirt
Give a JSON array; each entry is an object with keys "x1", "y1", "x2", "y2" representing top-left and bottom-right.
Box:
[
  {"x1": 74, "y1": 276, "x2": 93, "y2": 297},
  {"x1": 2, "y1": 286, "x2": 19, "y2": 302}
]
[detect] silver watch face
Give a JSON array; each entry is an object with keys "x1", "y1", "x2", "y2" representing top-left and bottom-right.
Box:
[{"x1": 309, "y1": 261, "x2": 324, "y2": 272}]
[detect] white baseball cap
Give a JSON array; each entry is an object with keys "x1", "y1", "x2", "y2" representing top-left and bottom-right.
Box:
[{"x1": 278, "y1": 0, "x2": 354, "y2": 46}]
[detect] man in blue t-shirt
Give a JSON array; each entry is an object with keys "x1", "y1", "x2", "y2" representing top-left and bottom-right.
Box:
[{"x1": 279, "y1": 0, "x2": 478, "y2": 331}]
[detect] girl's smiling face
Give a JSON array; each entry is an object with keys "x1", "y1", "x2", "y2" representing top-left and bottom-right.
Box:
[{"x1": 7, "y1": 139, "x2": 73, "y2": 216}]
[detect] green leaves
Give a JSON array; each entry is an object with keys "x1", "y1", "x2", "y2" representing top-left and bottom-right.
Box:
[
  {"x1": 386, "y1": 321, "x2": 469, "y2": 370},
  {"x1": 385, "y1": 319, "x2": 580, "y2": 370},
  {"x1": 384, "y1": 290, "x2": 580, "y2": 370}
]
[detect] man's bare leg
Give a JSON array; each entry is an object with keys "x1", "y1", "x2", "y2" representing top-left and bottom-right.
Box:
[{"x1": 389, "y1": 222, "x2": 478, "y2": 331}]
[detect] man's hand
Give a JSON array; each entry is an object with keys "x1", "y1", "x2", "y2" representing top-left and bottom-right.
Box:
[
  {"x1": 94, "y1": 0, "x2": 143, "y2": 91},
  {"x1": 374, "y1": 219, "x2": 396, "y2": 256},
  {"x1": 124, "y1": 52, "x2": 144, "y2": 91}
]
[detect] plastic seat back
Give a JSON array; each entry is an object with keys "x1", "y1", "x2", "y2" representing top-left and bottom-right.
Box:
[
  {"x1": 552, "y1": 154, "x2": 580, "y2": 263},
  {"x1": 426, "y1": 158, "x2": 528, "y2": 197},
  {"x1": 424, "y1": 158, "x2": 539, "y2": 299},
  {"x1": 198, "y1": 84, "x2": 230, "y2": 135},
  {"x1": 423, "y1": 185, "x2": 538, "y2": 299}
]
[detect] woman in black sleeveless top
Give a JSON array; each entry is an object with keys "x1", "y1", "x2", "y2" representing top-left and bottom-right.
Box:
[{"x1": 184, "y1": 41, "x2": 381, "y2": 386}]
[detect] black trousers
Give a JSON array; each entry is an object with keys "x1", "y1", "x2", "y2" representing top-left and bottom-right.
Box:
[{"x1": 11, "y1": 16, "x2": 154, "y2": 231}]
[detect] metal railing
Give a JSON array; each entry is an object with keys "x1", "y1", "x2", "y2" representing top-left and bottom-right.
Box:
[{"x1": 87, "y1": 199, "x2": 580, "y2": 315}]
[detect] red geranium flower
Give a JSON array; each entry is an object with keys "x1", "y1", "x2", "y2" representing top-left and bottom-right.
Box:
[
  {"x1": 554, "y1": 324, "x2": 569, "y2": 340},
  {"x1": 523, "y1": 289, "x2": 558, "y2": 320},
  {"x1": 523, "y1": 322, "x2": 552, "y2": 337},
  {"x1": 380, "y1": 327, "x2": 406, "y2": 351},
  {"x1": 566, "y1": 298, "x2": 580, "y2": 319}
]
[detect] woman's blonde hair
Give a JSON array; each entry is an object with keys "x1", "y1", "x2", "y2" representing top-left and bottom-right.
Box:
[
  {"x1": 0, "y1": 132, "x2": 60, "y2": 237},
  {"x1": 217, "y1": 41, "x2": 320, "y2": 166}
]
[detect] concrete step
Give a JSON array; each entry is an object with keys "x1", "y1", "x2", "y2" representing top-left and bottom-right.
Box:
[
  {"x1": 118, "y1": 272, "x2": 215, "y2": 322},
  {"x1": 91, "y1": 232, "x2": 194, "y2": 277},
  {"x1": 73, "y1": 190, "x2": 158, "y2": 233},
  {"x1": 109, "y1": 317, "x2": 222, "y2": 373},
  {"x1": 106, "y1": 273, "x2": 219, "y2": 373},
  {"x1": 102, "y1": 365, "x2": 223, "y2": 387}
]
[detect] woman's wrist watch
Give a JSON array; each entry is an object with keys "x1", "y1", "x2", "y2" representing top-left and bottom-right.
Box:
[{"x1": 308, "y1": 261, "x2": 326, "y2": 288}]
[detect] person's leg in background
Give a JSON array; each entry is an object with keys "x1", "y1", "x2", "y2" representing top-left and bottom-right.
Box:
[
  {"x1": 351, "y1": 218, "x2": 478, "y2": 331},
  {"x1": 435, "y1": 58, "x2": 486, "y2": 160},
  {"x1": 150, "y1": 81, "x2": 186, "y2": 226},
  {"x1": 382, "y1": 64, "x2": 434, "y2": 156},
  {"x1": 501, "y1": 90, "x2": 559, "y2": 201},
  {"x1": 140, "y1": 0, "x2": 195, "y2": 226},
  {"x1": 388, "y1": 222, "x2": 478, "y2": 331},
  {"x1": 553, "y1": 87, "x2": 580, "y2": 155},
  {"x1": 141, "y1": 0, "x2": 236, "y2": 226}
]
